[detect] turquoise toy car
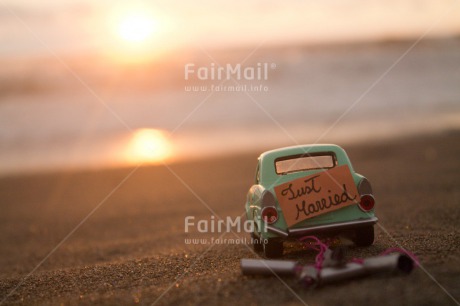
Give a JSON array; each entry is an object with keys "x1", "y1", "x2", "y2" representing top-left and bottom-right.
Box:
[{"x1": 245, "y1": 144, "x2": 378, "y2": 258}]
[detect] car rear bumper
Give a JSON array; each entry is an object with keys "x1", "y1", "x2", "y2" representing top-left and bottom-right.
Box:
[{"x1": 266, "y1": 217, "x2": 378, "y2": 238}]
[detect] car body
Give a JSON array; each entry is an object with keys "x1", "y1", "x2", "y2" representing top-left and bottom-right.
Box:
[{"x1": 245, "y1": 144, "x2": 378, "y2": 258}]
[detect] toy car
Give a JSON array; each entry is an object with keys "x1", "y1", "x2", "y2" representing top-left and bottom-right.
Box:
[{"x1": 245, "y1": 144, "x2": 378, "y2": 258}]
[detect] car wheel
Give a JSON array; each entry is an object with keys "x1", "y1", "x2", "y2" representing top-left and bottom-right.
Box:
[
  {"x1": 354, "y1": 226, "x2": 374, "y2": 246},
  {"x1": 251, "y1": 232, "x2": 264, "y2": 252},
  {"x1": 263, "y1": 239, "x2": 283, "y2": 258}
]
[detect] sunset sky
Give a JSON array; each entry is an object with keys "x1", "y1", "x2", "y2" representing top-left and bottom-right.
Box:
[{"x1": 0, "y1": 0, "x2": 459, "y2": 57}]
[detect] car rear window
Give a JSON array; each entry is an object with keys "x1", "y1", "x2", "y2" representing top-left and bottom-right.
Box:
[{"x1": 275, "y1": 153, "x2": 336, "y2": 175}]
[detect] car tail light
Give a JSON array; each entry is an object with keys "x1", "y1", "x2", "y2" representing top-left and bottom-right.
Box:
[
  {"x1": 358, "y1": 178, "x2": 373, "y2": 195},
  {"x1": 359, "y1": 194, "x2": 375, "y2": 211},
  {"x1": 261, "y1": 190, "x2": 276, "y2": 207},
  {"x1": 261, "y1": 207, "x2": 278, "y2": 224}
]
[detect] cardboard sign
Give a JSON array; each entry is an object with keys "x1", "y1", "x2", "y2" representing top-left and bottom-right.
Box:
[{"x1": 274, "y1": 165, "x2": 360, "y2": 227}]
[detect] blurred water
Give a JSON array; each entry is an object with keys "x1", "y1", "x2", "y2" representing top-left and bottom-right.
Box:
[{"x1": 0, "y1": 40, "x2": 459, "y2": 175}]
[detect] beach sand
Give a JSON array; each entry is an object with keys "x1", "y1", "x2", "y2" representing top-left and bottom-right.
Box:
[{"x1": 0, "y1": 131, "x2": 459, "y2": 305}]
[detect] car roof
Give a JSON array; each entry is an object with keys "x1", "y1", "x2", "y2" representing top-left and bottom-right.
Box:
[
  {"x1": 257, "y1": 144, "x2": 354, "y2": 187},
  {"x1": 259, "y1": 144, "x2": 344, "y2": 160}
]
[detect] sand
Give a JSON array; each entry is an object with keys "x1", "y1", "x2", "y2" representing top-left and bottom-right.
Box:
[{"x1": 0, "y1": 131, "x2": 459, "y2": 305}]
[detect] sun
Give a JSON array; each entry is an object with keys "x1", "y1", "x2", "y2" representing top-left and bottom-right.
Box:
[
  {"x1": 127, "y1": 129, "x2": 173, "y2": 164},
  {"x1": 117, "y1": 12, "x2": 157, "y2": 44},
  {"x1": 107, "y1": 4, "x2": 159, "y2": 46},
  {"x1": 104, "y1": 4, "x2": 176, "y2": 64}
]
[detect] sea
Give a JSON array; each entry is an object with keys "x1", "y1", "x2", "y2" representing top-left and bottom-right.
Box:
[{"x1": 0, "y1": 38, "x2": 459, "y2": 175}]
